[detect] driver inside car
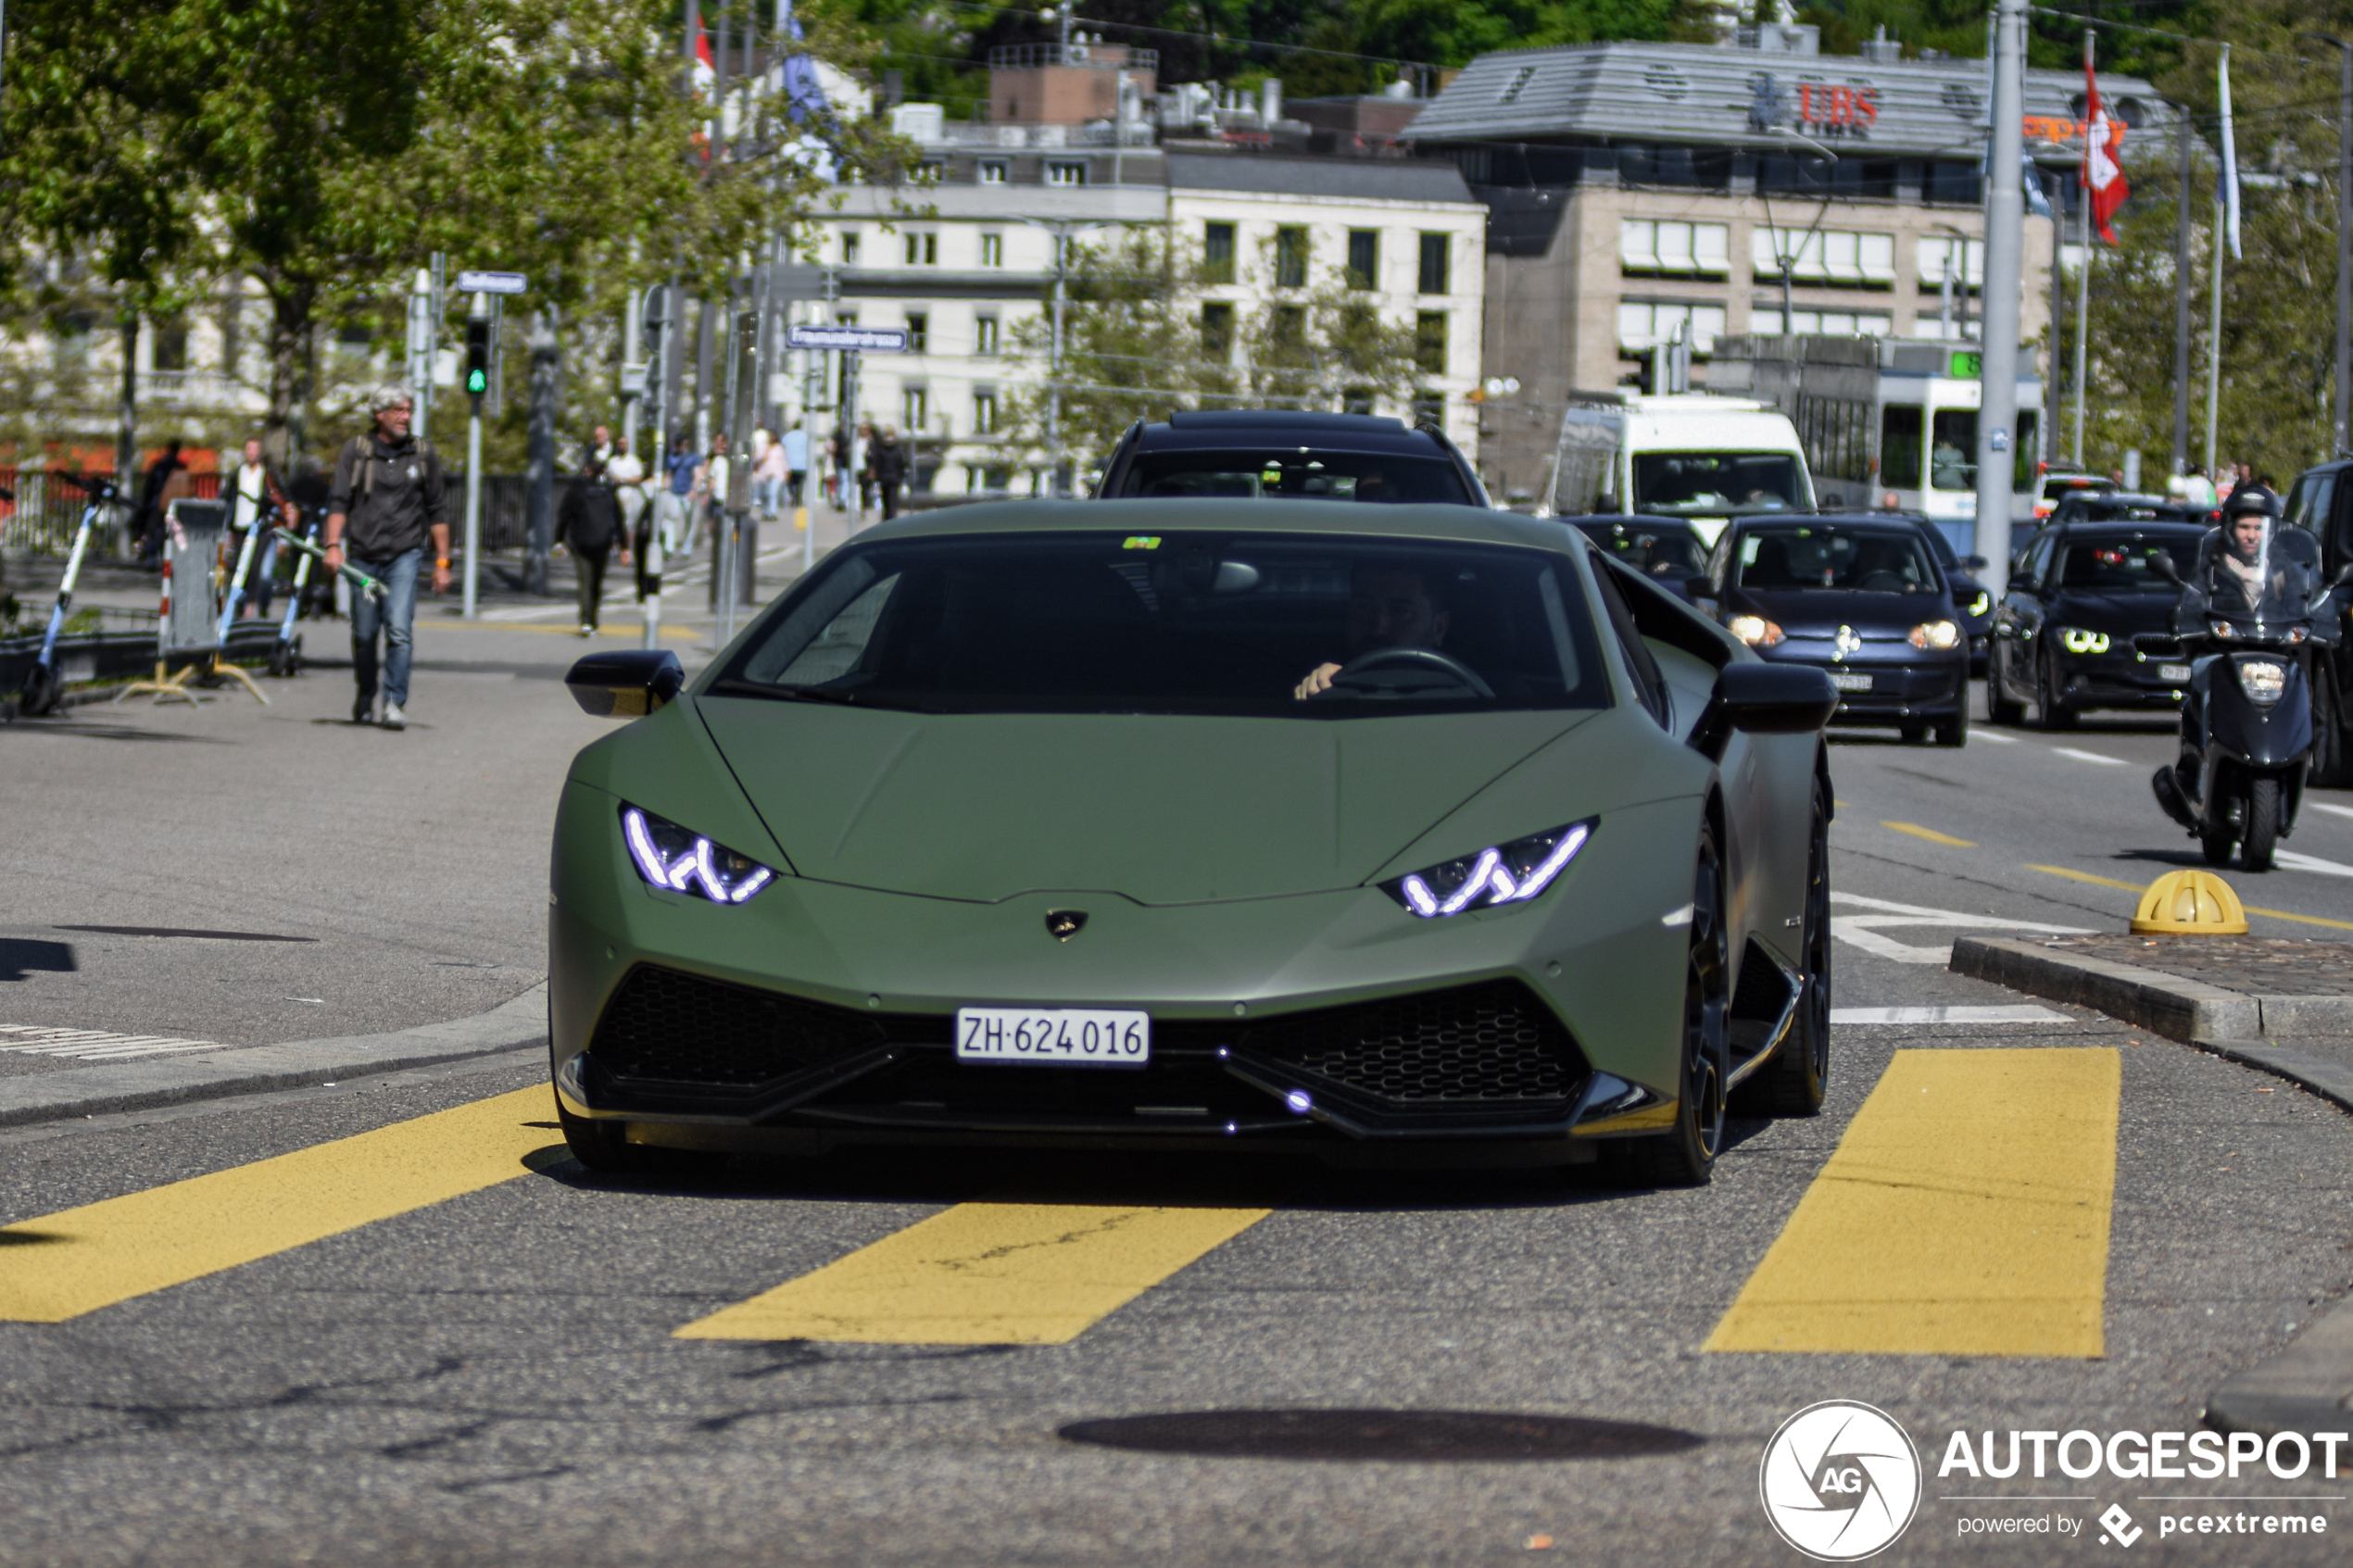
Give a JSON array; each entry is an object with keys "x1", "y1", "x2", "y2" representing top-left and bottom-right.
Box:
[{"x1": 1293, "y1": 566, "x2": 1453, "y2": 699}]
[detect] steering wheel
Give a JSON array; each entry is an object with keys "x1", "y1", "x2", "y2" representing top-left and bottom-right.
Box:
[{"x1": 1316, "y1": 646, "x2": 1494, "y2": 700}]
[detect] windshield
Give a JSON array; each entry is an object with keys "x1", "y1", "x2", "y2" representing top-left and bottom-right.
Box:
[
  {"x1": 1116, "y1": 450, "x2": 1472, "y2": 504},
  {"x1": 1631, "y1": 452, "x2": 1806, "y2": 516},
  {"x1": 2062, "y1": 497, "x2": 2199, "y2": 524},
  {"x1": 1576, "y1": 522, "x2": 1708, "y2": 582},
  {"x1": 714, "y1": 531, "x2": 1607, "y2": 716},
  {"x1": 1733, "y1": 524, "x2": 1943, "y2": 594},
  {"x1": 2187, "y1": 518, "x2": 2326, "y2": 625},
  {"x1": 2057, "y1": 533, "x2": 2200, "y2": 593}
]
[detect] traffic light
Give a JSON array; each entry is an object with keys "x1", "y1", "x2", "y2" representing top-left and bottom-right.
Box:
[{"x1": 464, "y1": 317, "x2": 490, "y2": 398}]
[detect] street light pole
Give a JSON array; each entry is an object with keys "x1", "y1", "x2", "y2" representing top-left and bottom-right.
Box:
[
  {"x1": 2172, "y1": 108, "x2": 2194, "y2": 474},
  {"x1": 1972, "y1": 0, "x2": 2026, "y2": 600},
  {"x1": 463, "y1": 291, "x2": 486, "y2": 620},
  {"x1": 1050, "y1": 221, "x2": 1068, "y2": 495}
]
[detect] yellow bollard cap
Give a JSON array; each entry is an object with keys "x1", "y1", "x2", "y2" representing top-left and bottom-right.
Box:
[{"x1": 2129, "y1": 869, "x2": 2249, "y2": 935}]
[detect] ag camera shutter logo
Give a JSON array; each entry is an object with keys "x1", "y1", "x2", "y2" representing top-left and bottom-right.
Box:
[{"x1": 1760, "y1": 1400, "x2": 1922, "y2": 1561}]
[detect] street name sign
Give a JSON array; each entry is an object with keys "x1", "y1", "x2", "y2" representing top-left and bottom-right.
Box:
[
  {"x1": 457, "y1": 270, "x2": 530, "y2": 296},
  {"x1": 788, "y1": 324, "x2": 909, "y2": 353}
]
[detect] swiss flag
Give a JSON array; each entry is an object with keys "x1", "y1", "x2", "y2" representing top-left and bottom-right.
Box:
[{"x1": 2082, "y1": 64, "x2": 2128, "y2": 245}]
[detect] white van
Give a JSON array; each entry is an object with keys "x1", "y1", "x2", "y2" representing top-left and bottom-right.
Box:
[{"x1": 1544, "y1": 393, "x2": 1816, "y2": 546}]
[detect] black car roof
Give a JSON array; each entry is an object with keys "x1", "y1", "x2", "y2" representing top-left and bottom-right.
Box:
[
  {"x1": 1138, "y1": 410, "x2": 1449, "y2": 456},
  {"x1": 1564, "y1": 514, "x2": 1703, "y2": 535}
]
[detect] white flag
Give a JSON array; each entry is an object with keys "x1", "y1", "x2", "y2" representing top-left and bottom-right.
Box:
[{"x1": 2220, "y1": 44, "x2": 2242, "y2": 261}]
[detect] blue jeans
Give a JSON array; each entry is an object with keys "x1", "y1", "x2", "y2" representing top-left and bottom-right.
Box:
[{"x1": 350, "y1": 549, "x2": 422, "y2": 708}]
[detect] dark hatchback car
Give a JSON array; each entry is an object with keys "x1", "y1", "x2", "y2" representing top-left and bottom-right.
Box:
[
  {"x1": 1890, "y1": 512, "x2": 1994, "y2": 674},
  {"x1": 1705, "y1": 515, "x2": 1970, "y2": 745},
  {"x1": 1096, "y1": 410, "x2": 1490, "y2": 507},
  {"x1": 1565, "y1": 516, "x2": 1710, "y2": 603},
  {"x1": 1988, "y1": 521, "x2": 2208, "y2": 728}
]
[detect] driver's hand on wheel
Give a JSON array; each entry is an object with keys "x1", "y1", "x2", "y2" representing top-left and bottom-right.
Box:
[{"x1": 1293, "y1": 662, "x2": 1342, "y2": 700}]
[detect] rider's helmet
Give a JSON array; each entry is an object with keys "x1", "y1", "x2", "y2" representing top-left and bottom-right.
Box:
[{"x1": 2221, "y1": 484, "x2": 2281, "y2": 522}]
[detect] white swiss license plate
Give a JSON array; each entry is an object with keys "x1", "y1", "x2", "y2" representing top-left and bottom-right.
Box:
[
  {"x1": 1828, "y1": 671, "x2": 1873, "y2": 692},
  {"x1": 955, "y1": 1008, "x2": 1150, "y2": 1067},
  {"x1": 2159, "y1": 663, "x2": 2192, "y2": 683}
]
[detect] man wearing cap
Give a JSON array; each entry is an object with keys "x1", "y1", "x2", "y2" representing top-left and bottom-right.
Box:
[{"x1": 322, "y1": 385, "x2": 450, "y2": 730}]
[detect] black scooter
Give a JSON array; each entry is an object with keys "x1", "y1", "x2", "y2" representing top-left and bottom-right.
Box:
[{"x1": 2149, "y1": 548, "x2": 2353, "y2": 871}]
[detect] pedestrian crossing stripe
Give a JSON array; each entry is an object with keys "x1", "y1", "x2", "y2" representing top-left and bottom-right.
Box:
[
  {"x1": 1705, "y1": 1047, "x2": 2120, "y2": 1359},
  {"x1": 0, "y1": 1025, "x2": 229, "y2": 1061},
  {"x1": 0, "y1": 1087, "x2": 561, "y2": 1323}
]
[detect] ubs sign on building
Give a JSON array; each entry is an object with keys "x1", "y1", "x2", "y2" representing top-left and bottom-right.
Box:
[{"x1": 1405, "y1": 28, "x2": 2168, "y2": 502}]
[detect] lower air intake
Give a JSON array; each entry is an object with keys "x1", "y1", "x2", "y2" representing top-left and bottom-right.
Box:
[
  {"x1": 1240, "y1": 980, "x2": 1582, "y2": 1104},
  {"x1": 590, "y1": 965, "x2": 884, "y2": 1090}
]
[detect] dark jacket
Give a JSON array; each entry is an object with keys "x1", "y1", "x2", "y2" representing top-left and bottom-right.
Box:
[
  {"x1": 556, "y1": 480, "x2": 622, "y2": 554},
  {"x1": 868, "y1": 437, "x2": 907, "y2": 488},
  {"x1": 329, "y1": 432, "x2": 448, "y2": 560}
]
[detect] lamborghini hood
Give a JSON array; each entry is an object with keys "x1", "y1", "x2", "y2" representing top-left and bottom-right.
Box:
[{"x1": 693, "y1": 697, "x2": 1591, "y2": 905}]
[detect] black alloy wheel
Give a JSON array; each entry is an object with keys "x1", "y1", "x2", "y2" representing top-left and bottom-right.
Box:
[
  {"x1": 1986, "y1": 644, "x2": 2027, "y2": 726},
  {"x1": 1744, "y1": 777, "x2": 1831, "y2": 1117},
  {"x1": 1622, "y1": 824, "x2": 1730, "y2": 1185},
  {"x1": 2039, "y1": 646, "x2": 2079, "y2": 730},
  {"x1": 2242, "y1": 775, "x2": 2282, "y2": 872}
]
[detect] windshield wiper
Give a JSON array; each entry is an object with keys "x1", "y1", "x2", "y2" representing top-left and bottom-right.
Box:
[{"x1": 709, "y1": 677, "x2": 861, "y2": 705}]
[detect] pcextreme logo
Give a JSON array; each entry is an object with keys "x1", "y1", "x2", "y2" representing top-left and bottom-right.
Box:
[{"x1": 1761, "y1": 1400, "x2": 1924, "y2": 1561}]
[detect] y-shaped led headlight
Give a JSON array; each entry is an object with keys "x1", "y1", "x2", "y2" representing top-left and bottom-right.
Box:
[
  {"x1": 620, "y1": 805, "x2": 776, "y2": 904},
  {"x1": 1380, "y1": 820, "x2": 1596, "y2": 918}
]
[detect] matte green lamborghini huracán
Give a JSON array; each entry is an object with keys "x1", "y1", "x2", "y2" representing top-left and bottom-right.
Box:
[{"x1": 549, "y1": 499, "x2": 1838, "y2": 1185}]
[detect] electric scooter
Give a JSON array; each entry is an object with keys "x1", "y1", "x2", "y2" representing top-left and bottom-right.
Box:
[
  {"x1": 2150, "y1": 541, "x2": 2353, "y2": 871},
  {"x1": 267, "y1": 511, "x2": 322, "y2": 677},
  {"x1": 19, "y1": 472, "x2": 121, "y2": 717}
]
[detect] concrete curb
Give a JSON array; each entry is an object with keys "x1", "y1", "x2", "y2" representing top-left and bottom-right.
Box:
[
  {"x1": 0, "y1": 983, "x2": 547, "y2": 1128},
  {"x1": 2207, "y1": 1295, "x2": 2353, "y2": 1438},
  {"x1": 2191, "y1": 1037, "x2": 2353, "y2": 1117},
  {"x1": 1948, "y1": 936, "x2": 2353, "y2": 1044}
]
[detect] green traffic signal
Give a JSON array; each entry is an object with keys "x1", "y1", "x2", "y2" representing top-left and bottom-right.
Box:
[{"x1": 465, "y1": 367, "x2": 488, "y2": 395}]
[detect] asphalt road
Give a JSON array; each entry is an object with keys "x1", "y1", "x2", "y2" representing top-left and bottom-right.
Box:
[{"x1": 2, "y1": 655, "x2": 2349, "y2": 1565}]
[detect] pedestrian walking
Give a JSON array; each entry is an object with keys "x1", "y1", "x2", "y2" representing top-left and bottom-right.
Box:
[
  {"x1": 555, "y1": 462, "x2": 628, "y2": 636},
  {"x1": 826, "y1": 425, "x2": 849, "y2": 509},
  {"x1": 321, "y1": 385, "x2": 449, "y2": 731},
  {"x1": 661, "y1": 432, "x2": 698, "y2": 557},
  {"x1": 585, "y1": 424, "x2": 614, "y2": 479},
  {"x1": 783, "y1": 420, "x2": 810, "y2": 514},
  {"x1": 224, "y1": 437, "x2": 296, "y2": 620},
  {"x1": 854, "y1": 419, "x2": 877, "y2": 511},
  {"x1": 133, "y1": 440, "x2": 186, "y2": 567},
  {"x1": 604, "y1": 435, "x2": 653, "y2": 598},
  {"x1": 754, "y1": 428, "x2": 788, "y2": 521},
  {"x1": 868, "y1": 424, "x2": 908, "y2": 521}
]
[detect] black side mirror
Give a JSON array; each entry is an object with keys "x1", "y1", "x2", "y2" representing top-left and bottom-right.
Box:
[
  {"x1": 2149, "y1": 551, "x2": 2184, "y2": 584},
  {"x1": 1690, "y1": 663, "x2": 1838, "y2": 758},
  {"x1": 1963, "y1": 554, "x2": 1989, "y2": 571},
  {"x1": 567, "y1": 649, "x2": 685, "y2": 718}
]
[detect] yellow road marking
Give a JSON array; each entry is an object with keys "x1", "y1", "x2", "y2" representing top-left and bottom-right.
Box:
[
  {"x1": 1705, "y1": 1048, "x2": 2119, "y2": 1358},
  {"x1": 2027, "y1": 864, "x2": 2353, "y2": 931},
  {"x1": 0, "y1": 1088, "x2": 561, "y2": 1323},
  {"x1": 1884, "y1": 820, "x2": 1977, "y2": 847},
  {"x1": 674, "y1": 1200, "x2": 1272, "y2": 1346}
]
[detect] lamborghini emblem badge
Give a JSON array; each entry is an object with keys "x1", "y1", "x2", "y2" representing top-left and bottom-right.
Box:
[{"x1": 1045, "y1": 909, "x2": 1088, "y2": 942}]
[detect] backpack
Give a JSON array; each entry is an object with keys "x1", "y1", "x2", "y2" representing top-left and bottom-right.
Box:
[{"x1": 344, "y1": 434, "x2": 436, "y2": 501}]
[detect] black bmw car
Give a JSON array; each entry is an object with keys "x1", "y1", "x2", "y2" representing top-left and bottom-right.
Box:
[
  {"x1": 1706, "y1": 515, "x2": 1970, "y2": 746},
  {"x1": 1988, "y1": 521, "x2": 2207, "y2": 728},
  {"x1": 1566, "y1": 516, "x2": 1710, "y2": 603}
]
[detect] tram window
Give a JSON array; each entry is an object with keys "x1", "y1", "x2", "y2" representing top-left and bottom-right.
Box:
[
  {"x1": 1930, "y1": 409, "x2": 1978, "y2": 490},
  {"x1": 1880, "y1": 405, "x2": 1923, "y2": 489}
]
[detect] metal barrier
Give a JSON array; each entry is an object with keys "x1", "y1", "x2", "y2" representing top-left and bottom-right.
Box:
[
  {"x1": 0, "y1": 469, "x2": 220, "y2": 555},
  {"x1": 114, "y1": 499, "x2": 267, "y2": 707}
]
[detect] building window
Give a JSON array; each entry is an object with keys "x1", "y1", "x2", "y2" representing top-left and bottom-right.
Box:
[
  {"x1": 151, "y1": 318, "x2": 189, "y2": 372},
  {"x1": 972, "y1": 389, "x2": 998, "y2": 434},
  {"x1": 974, "y1": 315, "x2": 1000, "y2": 356},
  {"x1": 1345, "y1": 230, "x2": 1378, "y2": 290},
  {"x1": 1414, "y1": 312, "x2": 1447, "y2": 375},
  {"x1": 1276, "y1": 227, "x2": 1307, "y2": 290},
  {"x1": 1045, "y1": 160, "x2": 1088, "y2": 186},
  {"x1": 1760, "y1": 307, "x2": 1893, "y2": 337},
  {"x1": 979, "y1": 232, "x2": 1003, "y2": 268},
  {"x1": 1412, "y1": 388, "x2": 1444, "y2": 428},
  {"x1": 1925, "y1": 160, "x2": 1982, "y2": 206},
  {"x1": 1619, "y1": 220, "x2": 1731, "y2": 279},
  {"x1": 1340, "y1": 387, "x2": 1374, "y2": 416},
  {"x1": 1417, "y1": 232, "x2": 1451, "y2": 295},
  {"x1": 1617, "y1": 301, "x2": 1728, "y2": 356},
  {"x1": 904, "y1": 232, "x2": 937, "y2": 266},
  {"x1": 905, "y1": 311, "x2": 928, "y2": 352},
  {"x1": 979, "y1": 160, "x2": 1008, "y2": 184},
  {"x1": 1203, "y1": 221, "x2": 1236, "y2": 284},
  {"x1": 333, "y1": 324, "x2": 372, "y2": 364},
  {"x1": 1916, "y1": 236, "x2": 1983, "y2": 294},
  {"x1": 902, "y1": 385, "x2": 928, "y2": 430},
  {"x1": 840, "y1": 232, "x2": 861, "y2": 266},
  {"x1": 1201, "y1": 302, "x2": 1234, "y2": 358},
  {"x1": 1750, "y1": 228, "x2": 1895, "y2": 288}
]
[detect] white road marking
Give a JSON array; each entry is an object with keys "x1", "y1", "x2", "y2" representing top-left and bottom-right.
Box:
[
  {"x1": 2307, "y1": 802, "x2": 2353, "y2": 822},
  {"x1": 1967, "y1": 731, "x2": 2021, "y2": 745},
  {"x1": 2049, "y1": 747, "x2": 2130, "y2": 767},
  {"x1": 2274, "y1": 849, "x2": 2353, "y2": 878},
  {"x1": 0, "y1": 1025, "x2": 228, "y2": 1060},
  {"x1": 1831, "y1": 1005, "x2": 2070, "y2": 1025},
  {"x1": 1829, "y1": 891, "x2": 2094, "y2": 965}
]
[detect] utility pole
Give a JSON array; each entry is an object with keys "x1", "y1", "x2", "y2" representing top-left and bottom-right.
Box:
[
  {"x1": 1050, "y1": 222, "x2": 1068, "y2": 495},
  {"x1": 1972, "y1": 0, "x2": 2025, "y2": 600},
  {"x1": 462, "y1": 293, "x2": 488, "y2": 619},
  {"x1": 2339, "y1": 44, "x2": 2351, "y2": 456},
  {"x1": 2172, "y1": 109, "x2": 2194, "y2": 474},
  {"x1": 408, "y1": 269, "x2": 434, "y2": 442},
  {"x1": 115, "y1": 308, "x2": 137, "y2": 495},
  {"x1": 2071, "y1": 32, "x2": 2094, "y2": 465},
  {"x1": 2045, "y1": 170, "x2": 2065, "y2": 464},
  {"x1": 425, "y1": 252, "x2": 445, "y2": 440},
  {"x1": 640, "y1": 282, "x2": 669, "y2": 651},
  {"x1": 524, "y1": 307, "x2": 560, "y2": 597},
  {"x1": 2207, "y1": 47, "x2": 2230, "y2": 478}
]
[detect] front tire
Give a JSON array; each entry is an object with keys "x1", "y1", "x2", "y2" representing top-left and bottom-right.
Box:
[
  {"x1": 2039, "y1": 647, "x2": 2078, "y2": 730},
  {"x1": 1933, "y1": 700, "x2": 1969, "y2": 747},
  {"x1": 556, "y1": 1096, "x2": 635, "y2": 1171},
  {"x1": 1987, "y1": 646, "x2": 2027, "y2": 726},
  {"x1": 2242, "y1": 775, "x2": 2281, "y2": 872},
  {"x1": 1621, "y1": 825, "x2": 1730, "y2": 1186},
  {"x1": 1744, "y1": 779, "x2": 1831, "y2": 1118}
]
